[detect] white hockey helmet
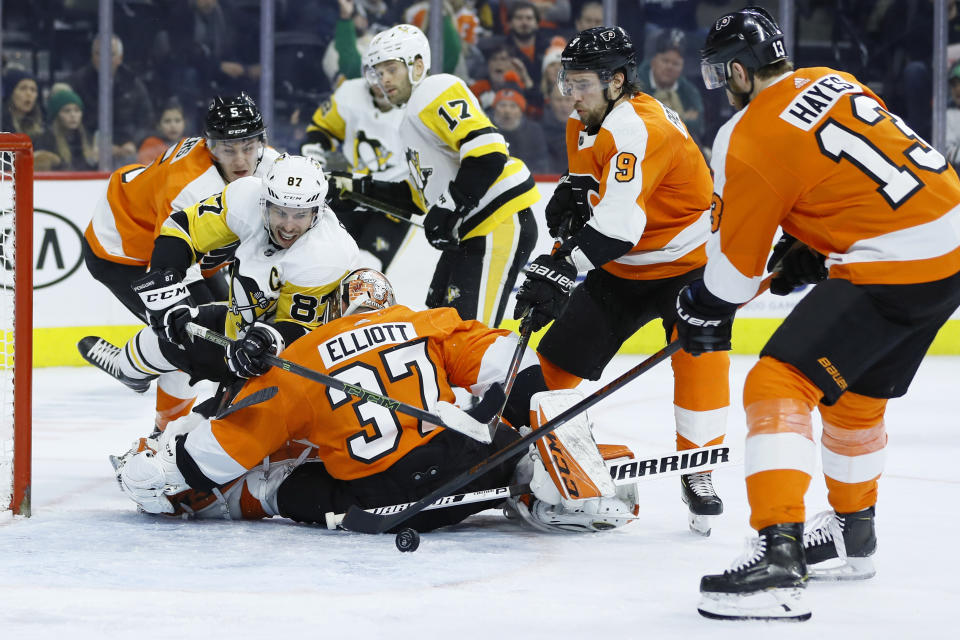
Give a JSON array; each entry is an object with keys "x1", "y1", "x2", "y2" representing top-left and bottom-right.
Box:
[
  {"x1": 325, "y1": 268, "x2": 396, "y2": 322},
  {"x1": 260, "y1": 153, "x2": 327, "y2": 244},
  {"x1": 363, "y1": 24, "x2": 431, "y2": 89}
]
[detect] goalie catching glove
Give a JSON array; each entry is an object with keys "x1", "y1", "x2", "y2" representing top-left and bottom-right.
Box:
[{"x1": 226, "y1": 322, "x2": 286, "y2": 378}]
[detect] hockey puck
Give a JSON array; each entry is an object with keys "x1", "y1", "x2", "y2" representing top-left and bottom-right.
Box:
[{"x1": 395, "y1": 527, "x2": 420, "y2": 552}]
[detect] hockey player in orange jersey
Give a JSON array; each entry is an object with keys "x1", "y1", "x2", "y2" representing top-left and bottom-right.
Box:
[
  {"x1": 512, "y1": 26, "x2": 730, "y2": 535},
  {"x1": 112, "y1": 269, "x2": 640, "y2": 534},
  {"x1": 674, "y1": 7, "x2": 960, "y2": 621},
  {"x1": 81, "y1": 93, "x2": 280, "y2": 431}
]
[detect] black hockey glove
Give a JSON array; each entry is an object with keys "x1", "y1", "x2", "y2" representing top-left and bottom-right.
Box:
[
  {"x1": 132, "y1": 269, "x2": 195, "y2": 345},
  {"x1": 766, "y1": 233, "x2": 828, "y2": 296},
  {"x1": 226, "y1": 322, "x2": 286, "y2": 378},
  {"x1": 544, "y1": 174, "x2": 590, "y2": 239},
  {"x1": 513, "y1": 252, "x2": 578, "y2": 332},
  {"x1": 675, "y1": 280, "x2": 737, "y2": 356},
  {"x1": 424, "y1": 185, "x2": 474, "y2": 251}
]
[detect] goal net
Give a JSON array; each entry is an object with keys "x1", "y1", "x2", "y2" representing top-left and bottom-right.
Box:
[{"x1": 0, "y1": 133, "x2": 33, "y2": 517}]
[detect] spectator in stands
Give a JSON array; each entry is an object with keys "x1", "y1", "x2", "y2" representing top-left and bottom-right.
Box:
[
  {"x1": 573, "y1": 1, "x2": 604, "y2": 33},
  {"x1": 540, "y1": 80, "x2": 574, "y2": 175},
  {"x1": 945, "y1": 62, "x2": 960, "y2": 171},
  {"x1": 137, "y1": 99, "x2": 187, "y2": 165},
  {"x1": 323, "y1": 0, "x2": 376, "y2": 86},
  {"x1": 501, "y1": 1, "x2": 557, "y2": 90},
  {"x1": 497, "y1": 0, "x2": 571, "y2": 35},
  {"x1": 2, "y1": 67, "x2": 44, "y2": 138},
  {"x1": 399, "y1": 1, "x2": 467, "y2": 77},
  {"x1": 471, "y1": 41, "x2": 535, "y2": 111},
  {"x1": 68, "y1": 33, "x2": 155, "y2": 168},
  {"x1": 33, "y1": 86, "x2": 97, "y2": 172},
  {"x1": 636, "y1": 29, "x2": 704, "y2": 143},
  {"x1": 492, "y1": 87, "x2": 549, "y2": 174},
  {"x1": 538, "y1": 45, "x2": 563, "y2": 106}
]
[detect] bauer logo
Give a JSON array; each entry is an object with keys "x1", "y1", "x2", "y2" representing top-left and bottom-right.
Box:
[{"x1": 0, "y1": 207, "x2": 84, "y2": 290}]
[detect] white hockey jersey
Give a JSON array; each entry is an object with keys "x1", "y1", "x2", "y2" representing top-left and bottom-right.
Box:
[
  {"x1": 305, "y1": 78, "x2": 407, "y2": 181},
  {"x1": 159, "y1": 177, "x2": 359, "y2": 338},
  {"x1": 85, "y1": 138, "x2": 279, "y2": 266},
  {"x1": 399, "y1": 73, "x2": 539, "y2": 239}
]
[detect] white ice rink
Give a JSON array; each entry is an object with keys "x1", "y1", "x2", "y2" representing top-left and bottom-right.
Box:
[{"x1": 2, "y1": 354, "x2": 958, "y2": 639}]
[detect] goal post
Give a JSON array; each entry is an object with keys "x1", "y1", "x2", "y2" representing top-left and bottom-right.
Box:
[{"x1": 0, "y1": 133, "x2": 33, "y2": 517}]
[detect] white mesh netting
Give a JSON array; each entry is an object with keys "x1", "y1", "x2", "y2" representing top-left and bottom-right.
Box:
[{"x1": 0, "y1": 148, "x2": 16, "y2": 510}]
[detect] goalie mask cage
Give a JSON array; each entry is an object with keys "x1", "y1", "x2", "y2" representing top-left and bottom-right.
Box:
[{"x1": 0, "y1": 133, "x2": 33, "y2": 517}]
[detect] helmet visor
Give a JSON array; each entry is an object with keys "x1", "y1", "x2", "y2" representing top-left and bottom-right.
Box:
[
  {"x1": 557, "y1": 69, "x2": 607, "y2": 98},
  {"x1": 701, "y1": 60, "x2": 727, "y2": 90}
]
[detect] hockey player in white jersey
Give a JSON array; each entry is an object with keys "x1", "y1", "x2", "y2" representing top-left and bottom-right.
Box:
[
  {"x1": 301, "y1": 77, "x2": 412, "y2": 272},
  {"x1": 79, "y1": 154, "x2": 359, "y2": 401},
  {"x1": 331, "y1": 24, "x2": 540, "y2": 326}
]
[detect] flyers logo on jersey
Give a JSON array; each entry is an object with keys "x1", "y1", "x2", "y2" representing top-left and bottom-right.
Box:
[
  {"x1": 710, "y1": 193, "x2": 724, "y2": 233},
  {"x1": 779, "y1": 74, "x2": 860, "y2": 131}
]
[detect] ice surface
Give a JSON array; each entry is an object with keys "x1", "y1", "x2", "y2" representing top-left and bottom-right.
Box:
[{"x1": 2, "y1": 356, "x2": 958, "y2": 639}]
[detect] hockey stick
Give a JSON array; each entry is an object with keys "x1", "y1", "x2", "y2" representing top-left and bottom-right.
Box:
[
  {"x1": 339, "y1": 191, "x2": 426, "y2": 229},
  {"x1": 184, "y1": 322, "x2": 493, "y2": 443},
  {"x1": 483, "y1": 319, "x2": 534, "y2": 440},
  {"x1": 340, "y1": 275, "x2": 775, "y2": 534},
  {"x1": 326, "y1": 442, "x2": 736, "y2": 529}
]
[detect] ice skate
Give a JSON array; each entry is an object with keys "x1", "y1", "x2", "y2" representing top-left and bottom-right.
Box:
[
  {"x1": 698, "y1": 523, "x2": 811, "y2": 621},
  {"x1": 78, "y1": 336, "x2": 156, "y2": 393},
  {"x1": 681, "y1": 471, "x2": 722, "y2": 535},
  {"x1": 804, "y1": 506, "x2": 877, "y2": 580}
]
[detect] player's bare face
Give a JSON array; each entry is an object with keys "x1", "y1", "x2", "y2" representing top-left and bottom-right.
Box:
[
  {"x1": 212, "y1": 138, "x2": 262, "y2": 182},
  {"x1": 564, "y1": 70, "x2": 609, "y2": 128},
  {"x1": 372, "y1": 60, "x2": 412, "y2": 106},
  {"x1": 267, "y1": 203, "x2": 314, "y2": 249}
]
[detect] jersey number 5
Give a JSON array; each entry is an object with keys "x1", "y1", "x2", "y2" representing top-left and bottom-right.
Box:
[
  {"x1": 816, "y1": 94, "x2": 947, "y2": 209},
  {"x1": 327, "y1": 339, "x2": 440, "y2": 463}
]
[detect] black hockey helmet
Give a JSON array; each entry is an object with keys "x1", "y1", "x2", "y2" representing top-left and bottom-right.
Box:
[
  {"x1": 559, "y1": 26, "x2": 638, "y2": 88},
  {"x1": 204, "y1": 92, "x2": 265, "y2": 141},
  {"x1": 700, "y1": 7, "x2": 787, "y2": 90}
]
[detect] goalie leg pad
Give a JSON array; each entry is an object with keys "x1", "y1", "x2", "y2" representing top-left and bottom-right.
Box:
[{"x1": 116, "y1": 431, "x2": 189, "y2": 514}]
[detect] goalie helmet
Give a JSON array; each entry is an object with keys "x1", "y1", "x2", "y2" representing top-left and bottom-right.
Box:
[
  {"x1": 558, "y1": 26, "x2": 638, "y2": 95},
  {"x1": 325, "y1": 268, "x2": 396, "y2": 321},
  {"x1": 260, "y1": 154, "x2": 327, "y2": 245},
  {"x1": 700, "y1": 6, "x2": 787, "y2": 90},
  {"x1": 363, "y1": 24, "x2": 431, "y2": 89},
  {"x1": 205, "y1": 92, "x2": 265, "y2": 141}
]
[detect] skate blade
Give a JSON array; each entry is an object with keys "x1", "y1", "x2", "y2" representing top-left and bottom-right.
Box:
[
  {"x1": 809, "y1": 556, "x2": 876, "y2": 581},
  {"x1": 698, "y1": 588, "x2": 811, "y2": 621},
  {"x1": 689, "y1": 512, "x2": 712, "y2": 536}
]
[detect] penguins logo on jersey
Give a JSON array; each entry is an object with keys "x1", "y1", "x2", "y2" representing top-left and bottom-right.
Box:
[
  {"x1": 355, "y1": 131, "x2": 395, "y2": 173},
  {"x1": 405, "y1": 148, "x2": 433, "y2": 198},
  {"x1": 228, "y1": 263, "x2": 278, "y2": 325}
]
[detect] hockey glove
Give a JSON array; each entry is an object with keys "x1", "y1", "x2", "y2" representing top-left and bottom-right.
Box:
[
  {"x1": 544, "y1": 174, "x2": 590, "y2": 239},
  {"x1": 132, "y1": 269, "x2": 194, "y2": 345},
  {"x1": 423, "y1": 186, "x2": 469, "y2": 250},
  {"x1": 675, "y1": 280, "x2": 737, "y2": 356},
  {"x1": 226, "y1": 322, "x2": 286, "y2": 378},
  {"x1": 766, "y1": 233, "x2": 828, "y2": 296},
  {"x1": 513, "y1": 252, "x2": 577, "y2": 332}
]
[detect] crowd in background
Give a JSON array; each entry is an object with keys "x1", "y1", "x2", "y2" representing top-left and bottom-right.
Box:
[{"x1": 4, "y1": 0, "x2": 960, "y2": 174}]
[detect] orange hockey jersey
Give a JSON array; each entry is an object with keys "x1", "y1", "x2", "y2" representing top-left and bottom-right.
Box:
[
  {"x1": 84, "y1": 137, "x2": 277, "y2": 266},
  {"x1": 180, "y1": 306, "x2": 537, "y2": 483},
  {"x1": 706, "y1": 67, "x2": 960, "y2": 303},
  {"x1": 566, "y1": 92, "x2": 713, "y2": 280}
]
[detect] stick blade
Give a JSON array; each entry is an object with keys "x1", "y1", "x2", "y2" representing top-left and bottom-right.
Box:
[
  {"x1": 434, "y1": 401, "x2": 493, "y2": 444},
  {"x1": 340, "y1": 505, "x2": 397, "y2": 534}
]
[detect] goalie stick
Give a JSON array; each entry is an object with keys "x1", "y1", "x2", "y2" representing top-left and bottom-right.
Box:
[
  {"x1": 327, "y1": 443, "x2": 736, "y2": 529},
  {"x1": 340, "y1": 275, "x2": 775, "y2": 534},
  {"x1": 184, "y1": 322, "x2": 494, "y2": 443}
]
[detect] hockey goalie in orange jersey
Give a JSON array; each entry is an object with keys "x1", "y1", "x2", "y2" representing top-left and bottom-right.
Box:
[
  {"x1": 111, "y1": 270, "x2": 641, "y2": 534},
  {"x1": 674, "y1": 7, "x2": 960, "y2": 622},
  {"x1": 80, "y1": 93, "x2": 279, "y2": 432},
  {"x1": 512, "y1": 26, "x2": 729, "y2": 536}
]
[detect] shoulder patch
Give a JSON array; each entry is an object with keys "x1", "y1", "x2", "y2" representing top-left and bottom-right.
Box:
[{"x1": 172, "y1": 137, "x2": 202, "y2": 163}]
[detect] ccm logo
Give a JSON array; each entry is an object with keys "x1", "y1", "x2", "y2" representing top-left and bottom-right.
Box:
[
  {"x1": 545, "y1": 432, "x2": 580, "y2": 498},
  {"x1": 145, "y1": 286, "x2": 187, "y2": 302},
  {"x1": 527, "y1": 265, "x2": 575, "y2": 288}
]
